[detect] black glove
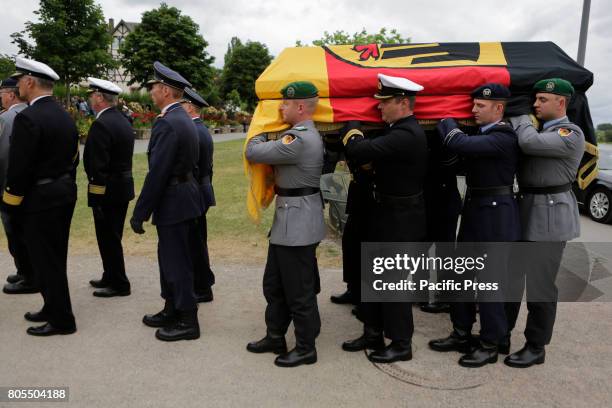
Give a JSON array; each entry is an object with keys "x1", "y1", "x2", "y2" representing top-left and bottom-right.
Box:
[{"x1": 130, "y1": 217, "x2": 145, "y2": 234}]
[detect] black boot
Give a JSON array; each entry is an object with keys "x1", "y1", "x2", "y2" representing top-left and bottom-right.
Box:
[
  {"x1": 3, "y1": 280, "x2": 39, "y2": 294},
  {"x1": 458, "y1": 340, "x2": 498, "y2": 368},
  {"x1": 420, "y1": 302, "x2": 450, "y2": 314},
  {"x1": 330, "y1": 290, "x2": 356, "y2": 305},
  {"x1": 155, "y1": 309, "x2": 200, "y2": 342},
  {"x1": 367, "y1": 340, "x2": 412, "y2": 363},
  {"x1": 429, "y1": 327, "x2": 475, "y2": 353},
  {"x1": 143, "y1": 300, "x2": 176, "y2": 328},
  {"x1": 342, "y1": 325, "x2": 385, "y2": 352},
  {"x1": 504, "y1": 343, "x2": 545, "y2": 368},
  {"x1": 274, "y1": 343, "x2": 317, "y2": 367},
  {"x1": 6, "y1": 273, "x2": 22, "y2": 284},
  {"x1": 247, "y1": 334, "x2": 287, "y2": 354}
]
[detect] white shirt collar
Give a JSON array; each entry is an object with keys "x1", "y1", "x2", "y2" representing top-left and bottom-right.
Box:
[
  {"x1": 161, "y1": 102, "x2": 180, "y2": 114},
  {"x1": 96, "y1": 106, "x2": 112, "y2": 119},
  {"x1": 543, "y1": 116, "x2": 568, "y2": 130},
  {"x1": 29, "y1": 94, "x2": 52, "y2": 106}
]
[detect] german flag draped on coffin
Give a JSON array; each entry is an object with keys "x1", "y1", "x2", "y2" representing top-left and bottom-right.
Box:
[{"x1": 243, "y1": 42, "x2": 596, "y2": 222}]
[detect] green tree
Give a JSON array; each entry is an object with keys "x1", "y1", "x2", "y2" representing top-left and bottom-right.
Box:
[
  {"x1": 10, "y1": 0, "x2": 115, "y2": 99},
  {"x1": 596, "y1": 123, "x2": 612, "y2": 131},
  {"x1": 297, "y1": 27, "x2": 410, "y2": 46},
  {"x1": 0, "y1": 54, "x2": 15, "y2": 79},
  {"x1": 120, "y1": 3, "x2": 214, "y2": 93},
  {"x1": 221, "y1": 37, "x2": 273, "y2": 112}
]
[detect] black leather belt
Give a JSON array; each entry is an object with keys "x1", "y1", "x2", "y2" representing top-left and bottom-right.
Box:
[
  {"x1": 168, "y1": 173, "x2": 195, "y2": 186},
  {"x1": 374, "y1": 191, "x2": 423, "y2": 206},
  {"x1": 274, "y1": 186, "x2": 320, "y2": 197},
  {"x1": 467, "y1": 185, "x2": 514, "y2": 197},
  {"x1": 520, "y1": 183, "x2": 572, "y2": 195},
  {"x1": 35, "y1": 173, "x2": 71, "y2": 186}
]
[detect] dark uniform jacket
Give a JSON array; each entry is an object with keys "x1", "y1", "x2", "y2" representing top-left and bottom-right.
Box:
[
  {"x1": 84, "y1": 107, "x2": 135, "y2": 207},
  {"x1": 193, "y1": 118, "x2": 215, "y2": 208},
  {"x1": 444, "y1": 121, "x2": 521, "y2": 242},
  {"x1": 345, "y1": 115, "x2": 428, "y2": 242},
  {"x1": 133, "y1": 102, "x2": 203, "y2": 226},
  {"x1": 2, "y1": 96, "x2": 78, "y2": 213}
]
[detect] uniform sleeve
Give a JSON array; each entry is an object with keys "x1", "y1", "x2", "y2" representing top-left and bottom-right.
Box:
[
  {"x1": 84, "y1": 120, "x2": 112, "y2": 202},
  {"x1": 344, "y1": 128, "x2": 408, "y2": 163},
  {"x1": 510, "y1": 115, "x2": 584, "y2": 158},
  {"x1": 2, "y1": 113, "x2": 39, "y2": 209},
  {"x1": 443, "y1": 126, "x2": 516, "y2": 157},
  {"x1": 132, "y1": 120, "x2": 178, "y2": 222},
  {"x1": 245, "y1": 131, "x2": 304, "y2": 165}
]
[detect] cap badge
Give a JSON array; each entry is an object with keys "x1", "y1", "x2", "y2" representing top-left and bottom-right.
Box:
[
  {"x1": 546, "y1": 81, "x2": 555, "y2": 91},
  {"x1": 483, "y1": 88, "x2": 491, "y2": 97},
  {"x1": 286, "y1": 86, "x2": 295, "y2": 98}
]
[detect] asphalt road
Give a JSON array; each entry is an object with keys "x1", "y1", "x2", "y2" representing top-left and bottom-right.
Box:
[{"x1": 0, "y1": 216, "x2": 611, "y2": 407}]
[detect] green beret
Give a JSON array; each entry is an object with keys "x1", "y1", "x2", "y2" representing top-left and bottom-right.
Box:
[
  {"x1": 281, "y1": 81, "x2": 318, "y2": 99},
  {"x1": 533, "y1": 78, "x2": 575, "y2": 97}
]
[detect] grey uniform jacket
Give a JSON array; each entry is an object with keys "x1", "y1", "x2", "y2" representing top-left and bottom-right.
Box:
[
  {"x1": 509, "y1": 115, "x2": 585, "y2": 241},
  {"x1": 0, "y1": 103, "x2": 27, "y2": 189},
  {"x1": 246, "y1": 119, "x2": 326, "y2": 246}
]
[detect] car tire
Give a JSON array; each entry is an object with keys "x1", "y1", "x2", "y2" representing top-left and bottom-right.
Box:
[{"x1": 587, "y1": 187, "x2": 612, "y2": 224}]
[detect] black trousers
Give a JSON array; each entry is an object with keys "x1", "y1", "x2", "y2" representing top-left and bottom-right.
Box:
[
  {"x1": 263, "y1": 243, "x2": 321, "y2": 348},
  {"x1": 505, "y1": 242, "x2": 566, "y2": 347},
  {"x1": 361, "y1": 302, "x2": 414, "y2": 342},
  {"x1": 92, "y1": 203, "x2": 130, "y2": 291},
  {"x1": 22, "y1": 203, "x2": 76, "y2": 330},
  {"x1": 0, "y1": 210, "x2": 35, "y2": 283},
  {"x1": 341, "y1": 213, "x2": 365, "y2": 296},
  {"x1": 451, "y1": 302, "x2": 507, "y2": 344},
  {"x1": 190, "y1": 212, "x2": 215, "y2": 293},
  {"x1": 156, "y1": 219, "x2": 198, "y2": 312}
]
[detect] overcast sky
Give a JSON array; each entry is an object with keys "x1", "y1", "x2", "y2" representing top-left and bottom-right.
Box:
[{"x1": 1, "y1": 0, "x2": 610, "y2": 124}]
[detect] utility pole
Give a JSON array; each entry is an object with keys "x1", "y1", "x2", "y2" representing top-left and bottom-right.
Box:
[{"x1": 577, "y1": 0, "x2": 591, "y2": 66}]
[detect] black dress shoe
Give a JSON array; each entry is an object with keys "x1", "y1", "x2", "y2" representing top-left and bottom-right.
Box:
[
  {"x1": 342, "y1": 326, "x2": 385, "y2": 352},
  {"x1": 24, "y1": 310, "x2": 48, "y2": 322},
  {"x1": 155, "y1": 309, "x2": 200, "y2": 342},
  {"x1": 3, "y1": 280, "x2": 39, "y2": 294},
  {"x1": 367, "y1": 341, "x2": 412, "y2": 363},
  {"x1": 429, "y1": 328, "x2": 476, "y2": 354},
  {"x1": 458, "y1": 343, "x2": 498, "y2": 368},
  {"x1": 93, "y1": 287, "x2": 131, "y2": 298},
  {"x1": 499, "y1": 335, "x2": 511, "y2": 355},
  {"x1": 195, "y1": 287, "x2": 214, "y2": 303},
  {"x1": 155, "y1": 321, "x2": 200, "y2": 341},
  {"x1": 89, "y1": 278, "x2": 109, "y2": 289},
  {"x1": 504, "y1": 344, "x2": 545, "y2": 368},
  {"x1": 420, "y1": 302, "x2": 450, "y2": 314},
  {"x1": 143, "y1": 303, "x2": 176, "y2": 328},
  {"x1": 330, "y1": 290, "x2": 356, "y2": 305},
  {"x1": 247, "y1": 335, "x2": 288, "y2": 354},
  {"x1": 6, "y1": 274, "x2": 22, "y2": 284},
  {"x1": 27, "y1": 323, "x2": 76, "y2": 336},
  {"x1": 274, "y1": 347, "x2": 317, "y2": 367}
]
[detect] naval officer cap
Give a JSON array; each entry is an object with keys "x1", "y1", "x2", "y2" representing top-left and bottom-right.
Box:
[
  {"x1": 11, "y1": 57, "x2": 60, "y2": 81},
  {"x1": 146, "y1": 61, "x2": 192, "y2": 90},
  {"x1": 374, "y1": 73, "x2": 424, "y2": 99},
  {"x1": 87, "y1": 77, "x2": 122, "y2": 95},
  {"x1": 533, "y1": 78, "x2": 574, "y2": 97},
  {"x1": 182, "y1": 87, "x2": 209, "y2": 108},
  {"x1": 0, "y1": 78, "x2": 19, "y2": 89}
]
